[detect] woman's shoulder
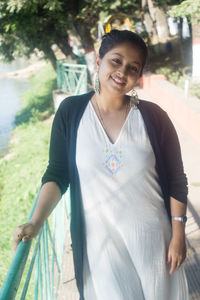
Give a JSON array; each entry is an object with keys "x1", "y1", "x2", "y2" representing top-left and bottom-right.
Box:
[
  {"x1": 58, "y1": 90, "x2": 94, "y2": 112},
  {"x1": 138, "y1": 98, "x2": 172, "y2": 130},
  {"x1": 53, "y1": 90, "x2": 94, "y2": 127},
  {"x1": 138, "y1": 99, "x2": 166, "y2": 115}
]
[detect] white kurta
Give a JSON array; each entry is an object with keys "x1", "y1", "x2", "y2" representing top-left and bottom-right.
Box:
[{"x1": 76, "y1": 101, "x2": 189, "y2": 300}]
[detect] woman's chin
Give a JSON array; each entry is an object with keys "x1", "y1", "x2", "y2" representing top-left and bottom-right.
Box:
[{"x1": 106, "y1": 79, "x2": 127, "y2": 94}]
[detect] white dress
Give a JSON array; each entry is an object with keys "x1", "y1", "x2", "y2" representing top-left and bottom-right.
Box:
[{"x1": 76, "y1": 101, "x2": 189, "y2": 300}]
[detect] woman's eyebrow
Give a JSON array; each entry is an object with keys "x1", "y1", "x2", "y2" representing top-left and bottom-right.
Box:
[{"x1": 111, "y1": 52, "x2": 141, "y2": 66}]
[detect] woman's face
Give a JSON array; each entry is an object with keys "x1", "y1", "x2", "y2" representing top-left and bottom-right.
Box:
[{"x1": 97, "y1": 42, "x2": 143, "y2": 96}]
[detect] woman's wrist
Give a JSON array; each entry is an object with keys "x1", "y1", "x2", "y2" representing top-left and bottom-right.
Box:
[
  {"x1": 29, "y1": 218, "x2": 43, "y2": 231},
  {"x1": 171, "y1": 221, "x2": 186, "y2": 239}
]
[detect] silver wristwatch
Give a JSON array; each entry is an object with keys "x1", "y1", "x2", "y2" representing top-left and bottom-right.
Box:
[{"x1": 171, "y1": 215, "x2": 187, "y2": 224}]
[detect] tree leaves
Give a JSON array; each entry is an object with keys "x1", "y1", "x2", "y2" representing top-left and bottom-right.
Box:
[{"x1": 168, "y1": 0, "x2": 200, "y2": 18}]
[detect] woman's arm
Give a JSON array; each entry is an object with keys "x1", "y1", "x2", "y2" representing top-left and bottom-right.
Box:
[
  {"x1": 167, "y1": 196, "x2": 187, "y2": 275},
  {"x1": 14, "y1": 99, "x2": 71, "y2": 251},
  {"x1": 13, "y1": 182, "x2": 61, "y2": 251},
  {"x1": 30, "y1": 181, "x2": 61, "y2": 228}
]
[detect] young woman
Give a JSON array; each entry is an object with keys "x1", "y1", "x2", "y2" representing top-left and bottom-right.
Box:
[{"x1": 14, "y1": 30, "x2": 189, "y2": 299}]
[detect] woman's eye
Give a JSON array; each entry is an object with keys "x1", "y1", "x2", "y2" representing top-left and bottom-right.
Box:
[
  {"x1": 130, "y1": 66, "x2": 139, "y2": 73},
  {"x1": 112, "y1": 58, "x2": 121, "y2": 64}
]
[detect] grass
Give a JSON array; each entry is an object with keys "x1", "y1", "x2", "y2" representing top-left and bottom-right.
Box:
[{"x1": 0, "y1": 63, "x2": 56, "y2": 292}]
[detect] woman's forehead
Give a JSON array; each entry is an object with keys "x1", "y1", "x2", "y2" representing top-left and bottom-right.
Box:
[{"x1": 105, "y1": 43, "x2": 143, "y2": 61}]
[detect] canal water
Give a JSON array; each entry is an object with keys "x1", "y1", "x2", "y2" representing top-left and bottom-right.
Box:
[{"x1": 0, "y1": 59, "x2": 30, "y2": 158}]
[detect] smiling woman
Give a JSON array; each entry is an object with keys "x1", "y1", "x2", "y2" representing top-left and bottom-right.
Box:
[
  {"x1": 13, "y1": 30, "x2": 189, "y2": 300},
  {"x1": 92, "y1": 42, "x2": 143, "y2": 143}
]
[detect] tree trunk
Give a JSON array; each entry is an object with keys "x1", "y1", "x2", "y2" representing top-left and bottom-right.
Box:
[
  {"x1": 42, "y1": 45, "x2": 57, "y2": 71},
  {"x1": 142, "y1": 0, "x2": 160, "y2": 53},
  {"x1": 191, "y1": 16, "x2": 200, "y2": 80},
  {"x1": 143, "y1": 12, "x2": 159, "y2": 46},
  {"x1": 147, "y1": 0, "x2": 170, "y2": 53},
  {"x1": 154, "y1": 7, "x2": 169, "y2": 44},
  {"x1": 73, "y1": 19, "x2": 96, "y2": 85},
  {"x1": 73, "y1": 19, "x2": 94, "y2": 51},
  {"x1": 53, "y1": 34, "x2": 78, "y2": 63},
  {"x1": 177, "y1": 18, "x2": 184, "y2": 63}
]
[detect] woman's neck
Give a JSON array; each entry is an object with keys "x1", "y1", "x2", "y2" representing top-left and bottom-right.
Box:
[{"x1": 93, "y1": 91, "x2": 128, "y2": 112}]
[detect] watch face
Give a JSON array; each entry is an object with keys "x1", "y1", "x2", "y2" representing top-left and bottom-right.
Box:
[{"x1": 183, "y1": 215, "x2": 187, "y2": 223}]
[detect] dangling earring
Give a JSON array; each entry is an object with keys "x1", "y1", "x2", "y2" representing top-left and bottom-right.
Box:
[
  {"x1": 130, "y1": 89, "x2": 139, "y2": 109},
  {"x1": 94, "y1": 72, "x2": 100, "y2": 95}
]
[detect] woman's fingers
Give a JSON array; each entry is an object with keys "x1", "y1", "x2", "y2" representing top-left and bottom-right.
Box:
[
  {"x1": 13, "y1": 223, "x2": 35, "y2": 252},
  {"x1": 167, "y1": 240, "x2": 187, "y2": 275},
  {"x1": 169, "y1": 256, "x2": 178, "y2": 275},
  {"x1": 169, "y1": 254, "x2": 185, "y2": 275},
  {"x1": 13, "y1": 226, "x2": 24, "y2": 251},
  {"x1": 167, "y1": 252, "x2": 177, "y2": 275},
  {"x1": 22, "y1": 235, "x2": 31, "y2": 242}
]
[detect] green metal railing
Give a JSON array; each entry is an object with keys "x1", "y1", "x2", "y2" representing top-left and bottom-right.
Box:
[
  {"x1": 57, "y1": 61, "x2": 88, "y2": 95},
  {"x1": 0, "y1": 62, "x2": 88, "y2": 300},
  {"x1": 0, "y1": 189, "x2": 71, "y2": 300}
]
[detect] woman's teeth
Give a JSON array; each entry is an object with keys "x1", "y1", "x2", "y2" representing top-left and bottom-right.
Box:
[{"x1": 112, "y1": 76, "x2": 126, "y2": 85}]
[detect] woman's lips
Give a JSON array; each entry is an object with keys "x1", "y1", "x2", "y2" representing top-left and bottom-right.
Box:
[{"x1": 111, "y1": 75, "x2": 126, "y2": 86}]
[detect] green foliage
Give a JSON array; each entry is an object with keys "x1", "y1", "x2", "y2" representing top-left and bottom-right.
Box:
[
  {"x1": 0, "y1": 64, "x2": 55, "y2": 288},
  {"x1": 155, "y1": 66, "x2": 173, "y2": 77},
  {"x1": 168, "y1": 0, "x2": 200, "y2": 18},
  {"x1": 155, "y1": 65, "x2": 200, "y2": 99},
  {"x1": 168, "y1": 71, "x2": 182, "y2": 84},
  {"x1": 15, "y1": 64, "x2": 56, "y2": 125},
  {"x1": 0, "y1": 0, "x2": 71, "y2": 65},
  {"x1": 190, "y1": 83, "x2": 200, "y2": 99},
  {"x1": 155, "y1": 65, "x2": 187, "y2": 84},
  {"x1": 0, "y1": 0, "x2": 143, "y2": 65}
]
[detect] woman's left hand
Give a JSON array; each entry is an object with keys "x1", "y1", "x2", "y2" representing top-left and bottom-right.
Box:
[{"x1": 166, "y1": 237, "x2": 187, "y2": 275}]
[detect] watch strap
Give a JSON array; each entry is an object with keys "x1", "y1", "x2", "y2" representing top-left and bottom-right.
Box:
[{"x1": 171, "y1": 215, "x2": 187, "y2": 223}]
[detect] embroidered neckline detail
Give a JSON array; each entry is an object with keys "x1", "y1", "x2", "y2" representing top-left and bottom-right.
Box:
[{"x1": 102, "y1": 147, "x2": 123, "y2": 175}]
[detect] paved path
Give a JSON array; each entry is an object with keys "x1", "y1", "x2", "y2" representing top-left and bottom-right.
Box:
[
  {"x1": 57, "y1": 87, "x2": 200, "y2": 299},
  {"x1": 137, "y1": 87, "x2": 200, "y2": 300}
]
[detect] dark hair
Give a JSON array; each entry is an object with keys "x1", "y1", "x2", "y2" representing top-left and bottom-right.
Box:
[{"x1": 99, "y1": 29, "x2": 148, "y2": 75}]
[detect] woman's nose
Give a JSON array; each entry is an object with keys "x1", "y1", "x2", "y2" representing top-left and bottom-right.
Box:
[{"x1": 117, "y1": 65, "x2": 127, "y2": 76}]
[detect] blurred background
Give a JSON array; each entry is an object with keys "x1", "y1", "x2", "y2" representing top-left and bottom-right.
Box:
[{"x1": 0, "y1": 0, "x2": 200, "y2": 299}]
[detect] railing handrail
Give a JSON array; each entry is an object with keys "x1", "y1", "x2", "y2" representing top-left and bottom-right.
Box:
[
  {"x1": 1, "y1": 63, "x2": 87, "y2": 299},
  {"x1": 0, "y1": 189, "x2": 40, "y2": 299},
  {"x1": 59, "y1": 62, "x2": 87, "y2": 68},
  {"x1": 0, "y1": 187, "x2": 71, "y2": 300}
]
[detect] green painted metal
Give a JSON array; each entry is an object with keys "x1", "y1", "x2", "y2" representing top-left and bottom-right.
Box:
[
  {"x1": 0, "y1": 189, "x2": 40, "y2": 300},
  {"x1": 57, "y1": 61, "x2": 88, "y2": 95},
  {"x1": 0, "y1": 61, "x2": 84, "y2": 298},
  {"x1": 20, "y1": 231, "x2": 42, "y2": 300},
  {"x1": 0, "y1": 189, "x2": 71, "y2": 300}
]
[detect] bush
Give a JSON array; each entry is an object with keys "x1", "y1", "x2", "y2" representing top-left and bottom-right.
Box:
[{"x1": 190, "y1": 83, "x2": 200, "y2": 99}]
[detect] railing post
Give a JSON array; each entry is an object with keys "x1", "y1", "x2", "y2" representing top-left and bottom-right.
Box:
[{"x1": 56, "y1": 61, "x2": 88, "y2": 95}]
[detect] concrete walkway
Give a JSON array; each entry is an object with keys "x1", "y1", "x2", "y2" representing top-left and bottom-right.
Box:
[
  {"x1": 137, "y1": 87, "x2": 200, "y2": 300},
  {"x1": 57, "y1": 87, "x2": 200, "y2": 300}
]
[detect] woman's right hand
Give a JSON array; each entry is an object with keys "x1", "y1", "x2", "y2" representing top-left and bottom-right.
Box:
[{"x1": 13, "y1": 221, "x2": 41, "y2": 252}]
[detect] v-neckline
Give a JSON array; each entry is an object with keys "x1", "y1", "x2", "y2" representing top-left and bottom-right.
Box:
[{"x1": 89, "y1": 100, "x2": 132, "y2": 146}]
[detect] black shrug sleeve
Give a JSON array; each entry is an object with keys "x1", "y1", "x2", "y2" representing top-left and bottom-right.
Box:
[
  {"x1": 160, "y1": 111, "x2": 188, "y2": 204},
  {"x1": 41, "y1": 101, "x2": 70, "y2": 195}
]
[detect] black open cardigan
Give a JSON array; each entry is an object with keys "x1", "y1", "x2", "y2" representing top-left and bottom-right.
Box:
[{"x1": 42, "y1": 90, "x2": 188, "y2": 299}]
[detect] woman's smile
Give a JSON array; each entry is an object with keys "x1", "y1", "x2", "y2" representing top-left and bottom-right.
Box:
[
  {"x1": 97, "y1": 42, "x2": 143, "y2": 95},
  {"x1": 110, "y1": 75, "x2": 126, "y2": 86}
]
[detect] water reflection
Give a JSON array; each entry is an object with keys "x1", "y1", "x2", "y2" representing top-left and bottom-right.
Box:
[{"x1": 0, "y1": 60, "x2": 30, "y2": 158}]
